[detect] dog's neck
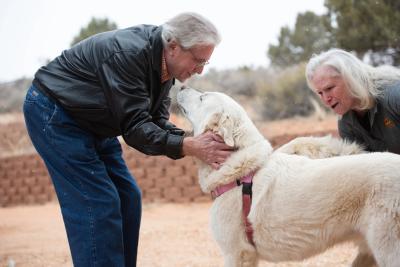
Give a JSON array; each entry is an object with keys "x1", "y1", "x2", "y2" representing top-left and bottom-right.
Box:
[{"x1": 198, "y1": 138, "x2": 273, "y2": 193}]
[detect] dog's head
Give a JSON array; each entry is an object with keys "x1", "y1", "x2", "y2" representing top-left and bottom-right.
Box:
[{"x1": 177, "y1": 86, "x2": 250, "y2": 147}]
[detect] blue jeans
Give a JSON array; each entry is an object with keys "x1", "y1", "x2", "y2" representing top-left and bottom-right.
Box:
[{"x1": 23, "y1": 85, "x2": 142, "y2": 267}]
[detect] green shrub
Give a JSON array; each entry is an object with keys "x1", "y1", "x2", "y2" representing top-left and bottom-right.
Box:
[{"x1": 257, "y1": 63, "x2": 317, "y2": 119}]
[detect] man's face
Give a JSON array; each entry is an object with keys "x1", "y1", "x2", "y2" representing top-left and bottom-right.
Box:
[
  {"x1": 165, "y1": 43, "x2": 214, "y2": 82},
  {"x1": 311, "y1": 65, "x2": 358, "y2": 115}
]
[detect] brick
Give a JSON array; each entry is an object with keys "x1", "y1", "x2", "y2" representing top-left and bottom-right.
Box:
[
  {"x1": 191, "y1": 176, "x2": 199, "y2": 185},
  {"x1": 6, "y1": 186, "x2": 17, "y2": 196},
  {"x1": 17, "y1": 168, "x2": 30, "y2": 178},
  {"x1": 0, "y1": 195, "x2": 11, "y2": 207},
  {"x1": 30, "y1": 185, "x2": 43, "y2": 195},
  {"x1": 179, "y1": 157, "x2": 196, "y2": 167},
  {"x1": 11, "y1": 177, "x2": 23, "y2": 187},
  {"x1": 136, "y1": 178, "x2": 154, "y2": 189},
  {"x1": 163, "y1": 187, "x2": 182, "y2": 201},
  {"x1": 17, "y1": 186, "x2": 29, "y2": 195},
  {"x1": 47, "y1": 190, "x2": 57, "y2": 201},
  {"x1": 23, "y1": 159, "x2": 38, "y2": 170},
  {"x1": 36, "y1": 194, "x2": 49, "y2": 204},
  {"x1": 182, "y1": 185, "x2": 204, "y2": 198},
  {"x1": 143, "y1": 188, "x2": 162, "y2": 200},
  {"x1": 23, "y1": 177, "x2": 36, "y2": 186},
  {"x1": 174, "y1": 175, "x2": 195, "y2": 186},
  {"x1": 5, "y1": 169, "x2": 17, "y2": 179},
  {"x1": 183, "y1": 165, "x2": 198, "y2": 177},
  {"x1": 10, "y1": 194, "x2": 23, "y2": 204},
  {"x1": 23, "y1": 194, "x2": 36, "y2": 205},
  {"x1": 146, "y1": 167, "x2": 164, "y2": 178},
  {"x1": 138, "y1": 157, "x2": 157, "y2": 168},
  {"x1": 132, "y1": 168, "x2": 146, "y2": 180},
  {"x1": 12, "y1": 160, "x2": 24, "y2": 170},
  {"x1": 154, "y1": 177, "x2": 173, "y2": 188},
  {"x1": 192, "y1": 195, "x2": 212, "y2": 203},
  {"x1": 0, "y1": 178, "x2": 12, "y2": 188},
  {"x1": 44, "y1": 183, "x2": 55, "y2": 194},
  {"x1": 37, "y1": 167, "x2": 49, "y2": 176},
  {"x1": 165, "y1": 165, "x2": 183, "y2": 178},
  {"x1": 126, "y1": 155, "x2": 140, "y2": 166},
  {"x1": 36, "y1": 176, "x2": 51, "y2": 187},
  {"x1": 1, "y1": 158, "x2": 13, "y2": 170},
  {"x1": 173, "y1": 195, "x2": 191, "y2": 203}
]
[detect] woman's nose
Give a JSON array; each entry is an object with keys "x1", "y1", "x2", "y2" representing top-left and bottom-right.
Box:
[{"x1": 320, "y1": 93, "x2": 331, "y2": 105}]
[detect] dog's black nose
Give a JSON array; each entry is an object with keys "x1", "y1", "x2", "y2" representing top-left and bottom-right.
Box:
[{"x1": 180, "y1": 85, "x2": 187, "y2": 91}]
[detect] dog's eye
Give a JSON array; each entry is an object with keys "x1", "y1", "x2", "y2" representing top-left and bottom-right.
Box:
[{"x1": 200, "y1": 95, "x2": 204, "y2": 101}]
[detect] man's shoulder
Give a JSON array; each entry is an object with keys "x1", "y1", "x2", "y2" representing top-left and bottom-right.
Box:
[{"x1": 112, "y1": 25, "x2": 161, "y2": 56}]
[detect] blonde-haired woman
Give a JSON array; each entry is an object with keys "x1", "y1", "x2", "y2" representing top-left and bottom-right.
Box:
[{"x1": 306, "y1": 48, "x2": 400, "y2": 153}]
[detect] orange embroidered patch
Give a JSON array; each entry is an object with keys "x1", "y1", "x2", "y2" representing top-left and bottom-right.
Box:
[{"x1": 384, "y1": 117, "x2": 396, "y2": 128}]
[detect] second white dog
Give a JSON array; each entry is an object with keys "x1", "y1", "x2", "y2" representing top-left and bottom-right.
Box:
[{"x1": 276, "y1": 134, "x2": 364, "y2": 158}]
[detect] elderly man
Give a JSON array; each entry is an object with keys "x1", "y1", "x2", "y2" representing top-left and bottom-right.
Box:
[{"x1": 23, "y1": 12, "x2": 232, "y2": 267}]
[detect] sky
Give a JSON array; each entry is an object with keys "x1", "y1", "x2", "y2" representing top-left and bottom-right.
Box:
[{"x1": 0, "y1": 0, "x2": 326, "y2": 82}]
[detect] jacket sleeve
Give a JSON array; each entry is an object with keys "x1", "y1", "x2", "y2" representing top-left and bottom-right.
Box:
[
  {"x1": 97, "y1": 51, "x2": 184, "y2": 159},
  {"x1": 153, "y1": 96, "x2": 185, "y2": 136}
]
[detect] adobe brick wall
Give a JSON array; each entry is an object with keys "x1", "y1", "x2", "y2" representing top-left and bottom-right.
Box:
[
  {"x1": 0, "y1": 130, "x2": 337, "y2": 207},
  {"x1": 0, "y1": 146, "x2": 206, "y2": 207}
]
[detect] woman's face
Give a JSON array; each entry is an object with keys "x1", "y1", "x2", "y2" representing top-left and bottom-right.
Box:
[{"x1": 310, "y1": 65, "x2": 359, "y2": 115}]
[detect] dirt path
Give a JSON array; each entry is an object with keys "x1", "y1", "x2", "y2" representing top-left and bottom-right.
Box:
[{"x1": 0, "y1": 202, "x2": 358, "y2": 267}]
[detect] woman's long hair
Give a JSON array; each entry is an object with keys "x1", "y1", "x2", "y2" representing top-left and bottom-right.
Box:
[{"x1": 306, "y1": 48, "x2": 400, "y2": 110}]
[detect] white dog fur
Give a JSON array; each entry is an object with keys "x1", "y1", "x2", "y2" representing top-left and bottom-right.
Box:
[
  {"x1": 177, "y1": 87, "x2": 400, "y2": 267},
  {"x1": 276, "y1": 134, "x2": 364, "y2": 159}
]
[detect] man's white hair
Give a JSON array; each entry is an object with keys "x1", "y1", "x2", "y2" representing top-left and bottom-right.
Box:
[
  {"x1": 306, "y1": 48, "x2": 400, "y2": 110},
  {"x1": 161, "y1": 12, "x2": 221, "y2": 49}
]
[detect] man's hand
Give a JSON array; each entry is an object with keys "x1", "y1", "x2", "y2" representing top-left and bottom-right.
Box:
[{"x1": 182, "y1": 131, "x2": 235, "y2": 169}]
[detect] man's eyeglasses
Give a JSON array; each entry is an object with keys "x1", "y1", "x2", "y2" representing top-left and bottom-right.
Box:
[{"x1": 186, "y1": 48, "x2": 210, "y2": 68}]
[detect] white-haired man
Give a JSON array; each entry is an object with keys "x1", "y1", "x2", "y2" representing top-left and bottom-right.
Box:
[{"x1": 23, "y1": 12, "x2": 232, "y2": 267}]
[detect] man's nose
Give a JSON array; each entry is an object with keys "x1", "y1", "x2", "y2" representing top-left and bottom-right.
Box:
[{"x1": 195, "y1": 65, "x2": 204, "y2": 74}]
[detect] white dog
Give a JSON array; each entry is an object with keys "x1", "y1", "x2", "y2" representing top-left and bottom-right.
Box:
[
  {"x1": 177, "y1": 87, "x2": 400, "y2": 267},
  {"x1": 276, "y1": 134, "x2": 364, "y2": 159}
]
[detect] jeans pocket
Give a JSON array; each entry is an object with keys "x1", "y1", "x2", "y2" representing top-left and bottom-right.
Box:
[{"x1": 24, "y1": 85, "x2": 56, "y2": 114}]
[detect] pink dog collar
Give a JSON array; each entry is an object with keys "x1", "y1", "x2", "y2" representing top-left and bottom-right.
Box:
[{"x1": 211, "y1": 171, "x2": 255, "y2": 198}]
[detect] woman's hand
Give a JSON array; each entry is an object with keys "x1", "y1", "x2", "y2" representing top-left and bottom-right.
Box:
[{"x1": 182, "y1": 131, "x2": 235, "y2": 169}]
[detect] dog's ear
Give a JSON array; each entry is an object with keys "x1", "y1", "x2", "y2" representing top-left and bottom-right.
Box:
[
  {"x1": 218, "y1": 113, "x2": 235, "y2": 147},
  {"x1": 206, "y1": 112, "x2": 234, "y2": 147}
]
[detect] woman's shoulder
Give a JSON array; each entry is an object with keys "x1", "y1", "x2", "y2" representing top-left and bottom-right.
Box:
[{"x1": 381, "y1": 81, "x2": 400, "y2": 112}]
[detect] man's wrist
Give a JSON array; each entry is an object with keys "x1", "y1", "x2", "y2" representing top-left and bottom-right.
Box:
[{"x1": 182, "y1": 136, "x2": 195, "y2": 156}]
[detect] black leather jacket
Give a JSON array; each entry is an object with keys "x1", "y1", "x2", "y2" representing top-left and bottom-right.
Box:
[{"x1": 33, "y1": 25, "x2": 184, "y2": 159}]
